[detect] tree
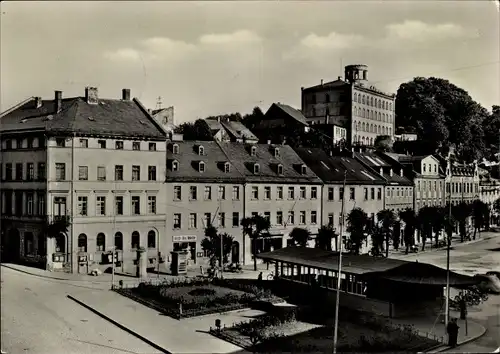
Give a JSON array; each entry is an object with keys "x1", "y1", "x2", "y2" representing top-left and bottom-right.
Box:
[
  {"x1": 346, "y1": 208, "x2": 369, "y2": 255},
  {"x1": 430, "y1": 206, "x2": 446, "y2": 247},
  {"x1": 289, "y1": 227, "x2": 311, "y2": 247},
  {"x1": 452, "y1": 202, "x2": 473, "y2": 242},
  {"x1": 472, "y1": 199, "x2": 487, "y2": 238},
  {"x1": 174, "y1": 119, "x2": 212, "y2": 141},
  {"x1": 374, "y1": 135, "x2": 393, "y2": 152},
  {"x1": 315, "y1": 225, "x2": 337, "y2": 251},
  {"x1": 417, "y1": 207, "x2": 434, "y2": 251},
  {"x1": 370, "y1": 224, "x2": 385, "y2": 257},
  {"x1": 241, "y1": 214, "x2": 271, "y2": 271},
  {"x1": 201, "y1": 226, "x2": 234, "y2": 268},
  {"x1": 377, "y1": 209, "x2": 397, "y2": 257},
  {"x1": 399, "y1": 208, "x2": 417, "y2": 254},
  {"x1": 43, "y1": 215, "x2": 71, "y2": 239},
  {"x1": 241, "y1": 107, "x2": 265, "y2": 131},
  {"x1": 482, "y1": 105, "x2": 500, "y2": 159}
]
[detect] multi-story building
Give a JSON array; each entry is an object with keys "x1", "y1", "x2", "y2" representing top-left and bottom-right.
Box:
[
  {"x1": 1, "y1": 87, "x2": 168, "y2": 274},
  {"x1": 205, "y1": 117, "x2": 259, "y2": 143},
  {"x1": 443, "y1": 162, "x2": 480, "y2": 206},
  {"x1": 382, "y1": 154, "x2": 445, "y2": 212},
  {"x1": 150, "y1": 106, "x2": 176, "y2": 135},
  {"x1": 354, "y1": 150, "x2": 414, "y2": 213},
  {"x1": 294, "y1": 148, "x2": 386, "y2": 253},
  {"x1": 218, "y1": 142, "x2": 323, "y2": 263},
  {"x1": 479, "y1": 167, "x2": 500, "y2": 208},
  {"x1": 165, "y1": 139, "x2": 246, "y2": 267},
  {"x1": 301, "y1": 64, "x2": 396, "y2": 146}
]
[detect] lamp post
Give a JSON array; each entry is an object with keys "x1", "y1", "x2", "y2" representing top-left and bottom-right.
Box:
[
  {"x1": 445, "y1": 153, "x2": 452, "y2": 328},
  {"x1": 110, "y1": 246, "x2": 116, "y2": 290}
]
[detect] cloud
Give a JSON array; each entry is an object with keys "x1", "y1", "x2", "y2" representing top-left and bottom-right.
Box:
[
  {"x1": 199, "y1": 30, "x2": 262, "y2": 45},
  {"x1": 385, "y1": 20, "x2": 473, "y2": 42},
  {"x1": 103, "y1": 48, "x2": 141, "y2": 62},
  {"x1": 299, "y1": 32, "x2": 365, "y2": 50}
]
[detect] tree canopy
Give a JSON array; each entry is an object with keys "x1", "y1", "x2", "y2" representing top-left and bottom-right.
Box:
[{"x1": 174, "y1": 119, "x2": 212, "y2": 141}]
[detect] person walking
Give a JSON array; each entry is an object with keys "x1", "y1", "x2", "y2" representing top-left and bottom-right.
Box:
[{"x1": 447, "y1": 318, "x2": 459, "y2": 347}]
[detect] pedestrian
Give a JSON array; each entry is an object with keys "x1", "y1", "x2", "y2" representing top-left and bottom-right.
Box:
[
  {"x1": 257, "y1": 271, "x2": 263, "y2": 287},
  {"x1": 447, "y1": 318, "x2": 459, "y2": 347}
]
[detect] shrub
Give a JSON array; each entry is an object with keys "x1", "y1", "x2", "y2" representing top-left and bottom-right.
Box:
[{"x1": 188, "y1": 288, "x2": 216, "y2": 296}]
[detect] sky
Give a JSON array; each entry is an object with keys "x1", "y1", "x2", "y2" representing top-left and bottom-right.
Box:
[{"x1": 1, "y1": 1, "x2": 499, "y2": 125}]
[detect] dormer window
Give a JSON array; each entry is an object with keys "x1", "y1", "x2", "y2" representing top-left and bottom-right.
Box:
[
  {"x1": 379, "y1": 168, "x2": 383, "y2": 175},
  {"x1": 198, "y1": 145, "x2": 204, "y2": 156},
  {"x1": 198, "y1": 161, "x2": 205, "y2": 173},
  {"x1": 300, "y1": 164, "x2": 307, "y2": 175},
  {"x1": 274, "y1": 147, "x2": 280, "y2": 158},
  {"x1": 277, "y1": 164, "x2": 284, "y2": 175},
  {"x1": 250, "y1": 146, "x2": 257, "y2": 157},
  {"x1": 172, "y1": 160, "x2": 179, "y2": 171},
  {"x1": 172, "y1": 144, "x2": 179, "y2": 154},
  {"x1": 224, "y1": 162, "x2": 230, "y2": 173},
  {"x1": 253, "y1": 163, "x2": 260, "y2": 174}
]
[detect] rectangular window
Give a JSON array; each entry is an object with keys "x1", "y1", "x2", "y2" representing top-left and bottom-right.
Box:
[
  {"x1": 97, "y1": 166, "x2": 106, "y2": 181},
  {"x1": 190, "y1": 186, "x2": 197, "y2": 200},
  {"x1": 232, "y1": 186, "x2": 240, "y2": 200},
  {"x1": 218, "y1": 186, "x2": 226, "y2": 200},
  {"x1": 251, "y1": 186, "x2": 259, "y2": 200},
  {"x1": 189, "y1": 213, "x2": 197, "y2": 229},
  {"x1": 15, "y1": 192, "x2": 23, "y2": 216},
  {"x1": 132, "y1": 142, "x2": 140, "y2": 150},
  {"x1": 264, "y1": 212, "x2": 271, "y2": 222},
  {"x1": 115, "y1": 196, "x2": 124, "y2": 215},
  {"x1": 37, "y1": 192, "x2": 45, "y2": 215},
  {"x1": 56, "y1": 138, "x2": 65, "y2": 147},
  {"x1": 288, "y1": 211, "x2": 295, "y2": 225},
  {"x1": 149, "y1": 143, "x2": 156, "y2": 151},
  {"x1": 232, "y1": 212, "x2": 239, "y2": 227},
  {"x1": 311, "y1": 187, "x2": 318, "y2": 199},
  {"x1": 26, "y1": 193, "x2": 34, "y2": 215},
  {"x1": 349, "y1": 187, "x2": 355, "y2": 200},
  {"x1": 79, "y1": 139, "x2": 88, "y2": 148},
  {"x1": 174, "y1": 186, "x2": 182, "y2": 200},
  {"x1": 299, "y1": 211, "x2": 306, "y2": 224},
  {"x1": 131, "y1": 196, "x2": 140, "y2": 215},
  {"x1": 53, "y1": 197, "x2": 66, "y2": 216},
  {"x1": 300, "y1": 187, "x2": 306, "y2": 199},
  {"x1": 264, "y1": 186, "x2": 271, "y2": 200},
  {"x1": 148, "y1": 166, "x2": 157, "y2": 181},
  {"x1": 364, "y1": 188, "x2": 368, "y2": 200},
  {"x1": 204, "y1": 213, "x2": 212, "y2": 228},
  {"x1": 6, "y1": 163, "x2": 12, "y2": 180},
  {"x1": 115, "y1": 165, "x2": 123, "y2": 181},
  {"x1": 328, "y1": 213, "x2": 334, "y2": 226},
  {"x1": 115, "y1": 141, "x2": 124, "y2": 150},
  {"x1": 371, "y1": 188, "x2": 375, "y2": 200},
  {"x1": 77, "y1": 196, "x2": 87, "y2": 216},
  {"x1": 218, "y1": 212, "x2": 225, "y2": 228},
  {"x1": 37, "y1": 163, "x2": 45, "y2": 180},
  {"x1": 204, "y1": 186, "x2": 212, "y2": 200},
  {"x1": 148, "y1": 196, "x2": 156, "y2": 214},
  {"x1": 339, "y1": 187, "x2": 344, "y2": 201},
  {"x1": 27, "y1": 137, "x2": 34, "y2": 148},
  {"x1": 277, "y1": 186, "x2": 283, "y2": 200},
  {"x1": 311, "y1": 211, "x2": 317, "y2": 224},
  {"x1": 55, "y1": 163, "x2": 66, "y2": 181},
  {"x1": 276, "y1": 211, "x2": 283, "y2": 225},
  {"x1": 288, "y1": 187, "x2": 295, "y2": 200},
  {"x1": 98, "y1": 140, "x2": 106, "y2": 149},
  {"x1": 16, "y1": 163, "x2": 23, "y2": 180},
  {"x1": 173, "y1": 213, "x2": 181, "y2": 229},
  {"x1": 96, "y1": 196, "x2": 106, "y2": 216},
  {"x1": 377, "y1": 188, "x2": 382, "y2": 200},
  {"x1": 132, "y1": 165, "x2": 140, "y2": 181},
  {"x1": 79, "y1": 166, "x2": 88, "y2": 180},
  {"x1": 27, "y1": 163, "x2": 34, "y2": 181}
]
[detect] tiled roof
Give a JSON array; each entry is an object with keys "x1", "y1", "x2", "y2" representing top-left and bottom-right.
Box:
[
  {"x1": 218, "y1": 142, "x2": 322, "y2": 184},
  {"x1": 1, "y1": 96, "x2": 166, "y2": 139},
  {"x1": 354, "y1": 152, "x2": 413, "y2": 186},
  {"x1": 204, "y1": 118, "x2": 223, "y2": 133},
  {"x1": 220, "y1": 120, "x2": 258, "y2": 142},
  {"x1": 294, "y1": 148, "x2": 386, "y2": 185},
  {"x1": 274, "y1": 103, "x2": 309, "y2": 126},
  {"x1": 166, "y1": 141, "x2": 245, "y2": 183}
]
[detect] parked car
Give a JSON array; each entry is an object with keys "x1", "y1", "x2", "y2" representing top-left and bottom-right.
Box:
[{"x1": 474, "y1": 274, "x2": 500, "y2": 294}]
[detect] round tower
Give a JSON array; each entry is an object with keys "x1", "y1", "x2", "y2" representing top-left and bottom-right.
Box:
[{"x1": 344, "y1": 64, "x2": 368, "y2": 85}]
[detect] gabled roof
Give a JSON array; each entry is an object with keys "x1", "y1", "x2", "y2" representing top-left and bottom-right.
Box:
[
  {"x1": 0, "y1": 95, "x2": 166, "y2": 139},
  {"x1": 294, "y1": 148, "x2": 386, "y2": 185},
  {"x1": 266, "y1": 103, "x2": 309, "y2": 126},
  {"x1": 166, "y1": 141, "x2": 245, "y2": 183},
  {"x1": 220, "y1": 120, "x2": 258, "y2": 142},
  {"x1": 218, "y1": 142, "x2": 322, "y2": 184}
]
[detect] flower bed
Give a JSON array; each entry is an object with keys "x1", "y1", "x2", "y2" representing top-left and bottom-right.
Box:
[{"x1": 114, "y1": 277, "x2": 281, "y2": 319}]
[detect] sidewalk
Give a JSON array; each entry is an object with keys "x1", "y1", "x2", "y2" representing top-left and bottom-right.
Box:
[{"x1": 67, "y1": 289, "x2": 251, "y2": 353}]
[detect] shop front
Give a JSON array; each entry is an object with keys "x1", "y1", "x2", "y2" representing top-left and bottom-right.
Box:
[{"x1": 172, "y1": 235, "x2": 197, "y2": 265}]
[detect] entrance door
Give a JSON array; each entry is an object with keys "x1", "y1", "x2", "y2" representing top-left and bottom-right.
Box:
[
  {"x1": 231, "y1": 241, "x2": 240, "y2": 264},
  {"x1": 4, "y1": 229, "x2": 21, "y2": 262}
]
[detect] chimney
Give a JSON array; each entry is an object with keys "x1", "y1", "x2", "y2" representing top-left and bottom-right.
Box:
[
  {"x1": 390, "y1": 169, "x2": 394, "y2": 177},
  {"x1": 330, "y1": 150, "x2": 333, "y2": 157},
  {"x1": 217, "y1": 117, "x2": 221, "y2": 123},
  {"x1": 54, "y1": 91, "x2": 62, "y2": 113},
  {"x1": 380, "y1": 168, "x2": 383, "y2": 175},
  {"x1": 85, "y1": 87, "x2": 99, "y2": 104},
  {"x1": 267, "y1": 140, "x2": 271, "y2": 145},
  {"x1": 122, "y1": 88, "x2": 131, "y2": 100},
  {"x1": 282, "y1": 137, "x2": 286, "y2": 145},
  {"x1": 400, "y1": 169, "x2": 404, "y2": 177},
  {"x1": 321, "y1": 79, "x2": 324, "y2": 85},
  {"x1": 35, "y1": 97, "x2": 42, "y2": 109}
]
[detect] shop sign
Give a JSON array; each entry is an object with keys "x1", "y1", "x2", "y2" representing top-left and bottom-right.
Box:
[{"x1": 172, "y1": 235, "x2": 197, "y2": 242}]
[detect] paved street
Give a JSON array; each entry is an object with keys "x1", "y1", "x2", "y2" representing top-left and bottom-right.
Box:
[
  {"x1": 0, "y1": 266, "x2": 161, "y2": 354},
  {"x1": 392, "y1": 231, "x2": 500, "y2": 353}
]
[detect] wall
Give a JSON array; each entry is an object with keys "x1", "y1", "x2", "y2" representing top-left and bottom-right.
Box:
[{"x1": 384, "y1": 184, "x2": 414, "y2": 212}]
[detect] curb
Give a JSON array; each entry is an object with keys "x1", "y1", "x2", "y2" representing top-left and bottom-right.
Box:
[
  {"x1": 425, "y1": 320, "x2": 488, "y2": 353},
  {"x1": 66, "y1": 294, "x2": 171, "y2": 354},
  {"x1": 1, "y1": 263, "x2": 74, "y2": 281}
]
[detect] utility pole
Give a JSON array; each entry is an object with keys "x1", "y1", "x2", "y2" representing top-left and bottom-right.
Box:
[
  {"x1": 333, "y1": 170, "x2": 347, "y2": 354},
  {"x1": 111, "y1": 246, "x2": 116, "y2": 289},
  {"x1": 445, "y1": 153, "x2": 452, "y2": 328}
]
